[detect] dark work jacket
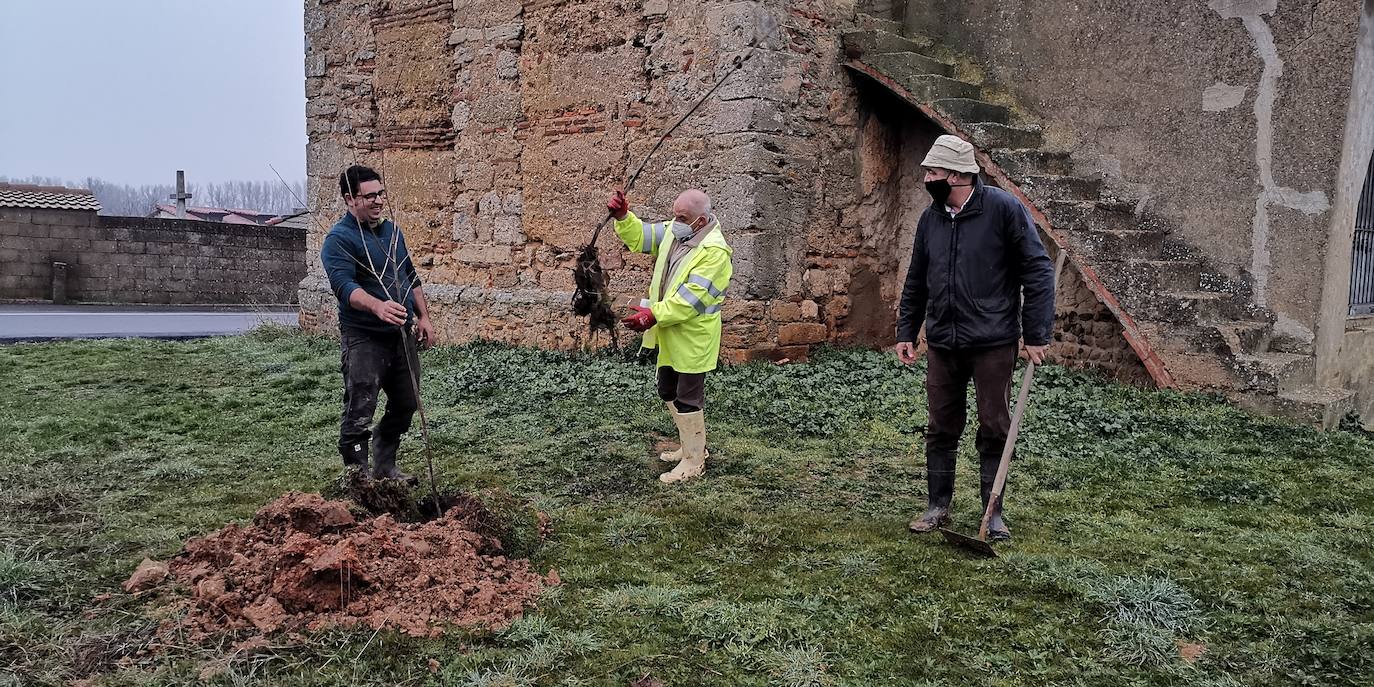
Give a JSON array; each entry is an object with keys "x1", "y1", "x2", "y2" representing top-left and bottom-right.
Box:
[
  {"x1": 896, "y1": 178, "x2": 1055, "y2": 349},
  {"x1": 321, "y1": 212, "x2": 420, "y2": 335}
]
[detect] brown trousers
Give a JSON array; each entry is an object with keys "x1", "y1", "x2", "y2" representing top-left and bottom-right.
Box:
[
  {"x1": 924, "y1": 343, "x2": 1017, "y2": 507},
  {"x1": 657, "y1": 366, "x2": 707, "y2": 413}
]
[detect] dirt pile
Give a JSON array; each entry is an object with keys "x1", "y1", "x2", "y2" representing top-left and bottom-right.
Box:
[{"x1": 156, "y1": 492, "x2": 552, "y2": 640}]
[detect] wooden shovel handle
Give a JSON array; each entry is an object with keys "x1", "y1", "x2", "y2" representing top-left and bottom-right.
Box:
[
  {"x1": 976, "y1": 247, "x2": 1065, "y2": 541},
  {"x1": 978, "y1": 362, "x2": 1035, "y2": 541}
]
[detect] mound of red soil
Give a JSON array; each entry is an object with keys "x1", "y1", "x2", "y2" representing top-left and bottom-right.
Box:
[{"x1": 160, "y1": 492, "x2": 552, "y2": 639}]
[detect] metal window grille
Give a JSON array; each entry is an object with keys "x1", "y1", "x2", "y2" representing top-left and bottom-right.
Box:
[{"x1": 1350, "y1": 153, "x2": 1374, "y2": 316}]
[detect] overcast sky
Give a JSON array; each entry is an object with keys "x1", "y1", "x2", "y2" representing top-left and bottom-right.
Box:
[{"x1": 0, "y1": 1, "x2": 305, "y2": 186}]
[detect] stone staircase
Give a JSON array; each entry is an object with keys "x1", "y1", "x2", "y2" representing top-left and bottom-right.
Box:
[{"x1": 841, "y1": 14, "x2": 1356, "y2": 427}]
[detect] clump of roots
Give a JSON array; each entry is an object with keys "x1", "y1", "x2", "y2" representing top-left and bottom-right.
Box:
[{"x1": 572, "y1": 244, "x2": 619, "y2": 347}]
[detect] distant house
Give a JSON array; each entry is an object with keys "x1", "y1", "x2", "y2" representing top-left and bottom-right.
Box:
[
  {"x1": 0, "y1": 182, "x2": 102, "y2": 213},
  {"x1": 148, "y1": 203, "x2": 310, "y2": 230}
]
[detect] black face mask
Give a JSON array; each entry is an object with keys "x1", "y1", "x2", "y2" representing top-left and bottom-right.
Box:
[{"x1": 925, "y1": 178, "x2": 974, "y2": 207}]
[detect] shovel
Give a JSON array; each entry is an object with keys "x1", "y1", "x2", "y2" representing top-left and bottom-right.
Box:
[{"x1": 939, "y1": 362, "x2": 1036, "y2": 557}]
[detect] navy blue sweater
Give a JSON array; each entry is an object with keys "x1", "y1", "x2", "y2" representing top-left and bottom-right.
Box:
[
  {"x1": 897, "y1": 178, "x2": 1055, "y2": 349},
  {"x1": 321, "y1": 212, "x2": 420, "y2": 335}
]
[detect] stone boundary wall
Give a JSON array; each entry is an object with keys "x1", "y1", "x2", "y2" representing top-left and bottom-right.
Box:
[{"x1": 0, "y1": 207, "x2": 305, "y2": 305}]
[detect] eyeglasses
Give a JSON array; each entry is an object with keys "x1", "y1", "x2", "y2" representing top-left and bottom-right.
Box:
[{"x1": 352, "y1": 189, "x2": 387, "y2": 202}]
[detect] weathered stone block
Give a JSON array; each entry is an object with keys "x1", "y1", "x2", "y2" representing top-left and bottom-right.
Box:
[
  {"x1": 448, "y1": 28, "x2": 482, "y2": 45},
  {"x1": 779, "y1": 322, "x2": 827, "y2": 345},
  {"x1": 770, "y1": 300, "x2": 802, "y2": 322},
  {"x1": 454, "y1": 245, "x2": 514, "y2": 264},
  {"x1": 717, "y1": 52, "x2": 802, "y2": 104},
  {"x1": 826, "y1": 295, "x2": 851, "y2": 318},
  {"x1": 492, "y1": 216, "x2": 524, "y2": 245},
  {"x1": 452, "y1": 211, "x2": 476, "y2": 242},
  {"x1": 470, "y1": 92, "x2": 522, "y2": 124},
  {"x1": 486, "y1": 23, "x2": 522, "y2": 44}
]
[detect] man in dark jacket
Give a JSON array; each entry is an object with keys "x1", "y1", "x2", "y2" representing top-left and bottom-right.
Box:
[
  {"x1": 896, "y1": 135, "x2": 1055, "y2": 540},
  {"x1": 321, "y1": 164, "x2": 435, "y2": 481}
]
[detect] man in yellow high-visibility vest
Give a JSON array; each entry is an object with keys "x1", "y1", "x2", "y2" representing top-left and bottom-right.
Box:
[{"x1": 608, "y1": 188, "x2": 733, "y2": 484}]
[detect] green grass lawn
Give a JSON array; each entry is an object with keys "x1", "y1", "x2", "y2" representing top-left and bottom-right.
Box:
[{"x1": 1, "y1": 327, "x2": 1371, "y2": 686}]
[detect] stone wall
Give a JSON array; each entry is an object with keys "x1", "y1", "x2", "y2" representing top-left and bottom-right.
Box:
[
  {"x1": 906, "y1": 0, "x2": 1365, "y2": 349},
  {"x1": 300, "y1": 0, "x2": 1150, "y2": 381},
  {"x1": 1053, "y1": 264, "x2": 1153, "y2": 385},
  {"x1": 302, "y1": 0, "x2": 850, "y2": 359},
  {"x1": 0, "y1": 207, "x2": 305, "y2": 305}
]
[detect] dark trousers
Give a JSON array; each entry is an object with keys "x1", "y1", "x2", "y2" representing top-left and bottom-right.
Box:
[
  {"x1": 924, "y1": 343, "x2": 1017, "y2": 507},
  {"x1": 338, "y1": 327, "x2": 419, "y2": 467},
  {"x1": 657, "y1": 366, "x2": 707, "y2": 413}
]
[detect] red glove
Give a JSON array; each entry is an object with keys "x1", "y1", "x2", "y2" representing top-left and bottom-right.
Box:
[
  {"x1": 607, "y1": 190, "x2": 629, "y2": 220},
  {"x1": 621, "y1": 305, "x2": 656, "y2": 332}
]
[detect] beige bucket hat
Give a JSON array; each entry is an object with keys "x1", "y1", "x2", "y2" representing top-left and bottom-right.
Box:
[{"x1": 920, "y1": 134, "x2": 980, "y2": 174}]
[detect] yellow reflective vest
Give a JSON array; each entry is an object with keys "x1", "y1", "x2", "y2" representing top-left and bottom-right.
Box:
[{"x1": 614, "y1": 211, "x2": 733, "y2": 373}]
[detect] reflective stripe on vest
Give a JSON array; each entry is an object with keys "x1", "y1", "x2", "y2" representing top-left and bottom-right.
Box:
[
  {"x1": 687, "y1": 273, "x2": 724, "y2": 298},
  {"x1": 640, "y1": 222, "x2": 666, "y2": 254},
  {"x1": 676, "y1": 280, "x2": 727, "y2": 315}
]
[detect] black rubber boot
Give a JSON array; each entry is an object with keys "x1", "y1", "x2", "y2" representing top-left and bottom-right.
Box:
[
  {"x1": 910, "y1": 451, "x2": 956, "y2": 533},
  {"x1": 340, "y1": 440, "x2": 369, "y2": 474},
  {"x1": 371, "y1": 433, "x2": 417, "y2": 484},
  {"x1": 979, "y1": 454, "x2": 1011, "y2": 541}
]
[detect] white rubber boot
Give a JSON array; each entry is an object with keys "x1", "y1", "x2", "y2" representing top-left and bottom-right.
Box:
[
  {"x1": 659, "y1": 402, "x2": 686, "y2": 463},
  {"x1": 659, "y1": 410, "x2": 706, "y2": 484}
]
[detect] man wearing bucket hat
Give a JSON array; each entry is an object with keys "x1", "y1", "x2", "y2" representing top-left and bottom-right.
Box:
[{"x1": 895, "y1": 134, "x2": 1056, "y2": 540}]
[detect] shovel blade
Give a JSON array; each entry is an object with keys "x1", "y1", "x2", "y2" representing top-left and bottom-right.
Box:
[{"x1": 939, "y1": 527, "x2": 998, "y2": 558}]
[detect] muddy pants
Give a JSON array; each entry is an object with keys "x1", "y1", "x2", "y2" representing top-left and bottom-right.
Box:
[
  {"x1": 338, "y1": 327, "x2": 420, "y2": 468},
  {"x1": 924, "y1": 343, "x2": 1017, "y2": 508},
  {"x1": 657, "y1": 366, "x2": 707, "y2": 413}
]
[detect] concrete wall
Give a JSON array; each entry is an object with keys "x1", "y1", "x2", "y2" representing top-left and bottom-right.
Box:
[
  {"x1": 1319, "y1": 0, "x2": 1374, "y2": 398},
  {"x1": 1340, "y1": 319, "x2": 1374, "y2": 427},
  {"x1": 907, "y1": 0, "x2": 1365, "y2": 349},
  {"x1": 0, "y1": 207, "x2": 306, "y2": 305}
]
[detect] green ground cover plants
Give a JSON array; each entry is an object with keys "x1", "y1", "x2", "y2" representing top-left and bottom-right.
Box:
[{"x1": 1, "y1": 328, "x2": 1370, "y2": 685}]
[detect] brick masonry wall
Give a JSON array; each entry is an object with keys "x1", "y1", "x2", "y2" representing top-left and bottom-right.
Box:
[
  {"x1": 0, "y1": 207, "x2": 305, "y2": 305},
  {"x1": 300, "y1": 0, "x2": 1150, "y2": 383}
]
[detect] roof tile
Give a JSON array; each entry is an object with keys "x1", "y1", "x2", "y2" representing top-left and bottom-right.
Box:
[{"x1": 0, "y1": 183, "x2": 101, "y2": 212}]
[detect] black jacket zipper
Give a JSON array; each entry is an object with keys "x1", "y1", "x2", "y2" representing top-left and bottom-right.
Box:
[{"x1": 948, "y1": 214, "x2": 959, "y2": 349}]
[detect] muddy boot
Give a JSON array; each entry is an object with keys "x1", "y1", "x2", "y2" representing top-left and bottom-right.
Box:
[
  {"x1": 372, "y1": 456, "x2": 417, "y2": 485},
  {"x1": 340, "y1": 440, "x2": 369, "y2": 475},
  {"x1": 660, "y1": 410, "x2": 706, "y2": 484},
  {"x1": 371, "y1": 433, "x2": 417, "y2": 485},
  {"x1": 659, "y1": 402, "x2": 686, "y2": 463},
  {"x1": 909, "y1": 451, "x2": 955, "y2": 533},
  {"x1": 659, "y1": 403, "x2": 711, "y2": 464},
  {"x1": 980, "y1": 455, "x2": 1010, "y2": 541}
]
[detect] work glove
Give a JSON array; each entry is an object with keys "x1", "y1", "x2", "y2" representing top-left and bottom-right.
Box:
[
  {"x1": 607, "y1": 190, "x2": 629, "y2": 220},
  {"x1": 621, "y1": 305, "x2": 656, "y2": 332}
]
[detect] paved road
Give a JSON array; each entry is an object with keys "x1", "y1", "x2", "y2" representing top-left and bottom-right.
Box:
[{"x1": 0, "y1": 305, "x2": 299, "y2": 342}]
